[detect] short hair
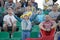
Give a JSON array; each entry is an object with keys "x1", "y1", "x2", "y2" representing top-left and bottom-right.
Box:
[{"x1": 52, "y1": 4, "x2": 58, "y2": 7}]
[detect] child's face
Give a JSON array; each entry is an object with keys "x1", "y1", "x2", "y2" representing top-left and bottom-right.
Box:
[{"x1": 24, "y1": 15, "x2": 29, "y2": 20}]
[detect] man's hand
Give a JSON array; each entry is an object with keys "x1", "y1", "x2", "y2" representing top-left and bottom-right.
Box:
[
  {"x1": 46, "y1": 29, "x2": 51, "y2": 31},
  {"x1": 44, "y1": 28, "x2": 47, "y2": 31}
]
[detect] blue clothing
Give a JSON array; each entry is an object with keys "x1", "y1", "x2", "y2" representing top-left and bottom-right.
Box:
[
  {"x1": 21, "y1": 19, "x2": 32, "y2": 30},
  {"x1": 21, "y1": 19, "x2": 31, "y2": 40},
  {"x1": 35, "y1": 14, "x2": 45, "y2": 22},
  {"x1": 32, "y1": 2, "x2": 38, "y2": 10},
  {"x1": 22, "y1": 31, "x2": 30, "y2": 40},
  {"x1": 14, "y1": 15, "x2": 22, "y2": 22},
  {"x1": 20, "y1": 1, "x2": 27, "y2": 8},
  {"x1": 30, "y1": 12, "x2": 36, "y2": 22},
  {"x1": 5, "y1": 2, "x2": 16, "y2": 10},
  {"x1": 30, "y1": 12, "x2": 45, "y2": 23}
]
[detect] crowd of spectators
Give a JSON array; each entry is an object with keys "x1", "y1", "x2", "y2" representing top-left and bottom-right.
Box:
[{"x1": 0, "y1": 0, "x2": 60, "y2": 40}]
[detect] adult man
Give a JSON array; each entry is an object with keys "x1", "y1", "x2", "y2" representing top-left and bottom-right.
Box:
[
  {"x1": 19, "y1": 0, "x2": 27, "y2": 7},
  {"x1": 3, "y1": 7, "x2": 17, "y2": 34},
  {"x1": 39, "y1": 15, "x2": 56, "y2": 37},
  {"x1": 30, "y1": 0, "x2": 38, "y2": 10},
  {"x1": 54, "y1": 15, "x2": 60, "y2": 40},
  {"x1": 49, "y1": 4, "x2": 60, "y2": 21},
  {"x1": 4, "y1": 0, "x2": 16, "y2": 10}
]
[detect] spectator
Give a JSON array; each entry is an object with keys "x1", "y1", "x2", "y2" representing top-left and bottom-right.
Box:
[
  {"x1": 49, "y1": 4, "x2": 60, "y2": 21},
  {"x1": 30, "y1": 0, "x2": 38, "y2": 10},
  {"x1": 19, "y1": 0, "x2": 27, "y2": 8},
  {"x1": 15, "y1": 2, "x2": 25, "y2": 17},
  {"x1": 4, "y1": 0, "x2": 16, "y2": 10},
  {"x1": 14, "y1": 6, "x2": 32, "y2": 23},
  {"x1": 0, "y1": 0, "x2": 5, "y2": 31},
  {"x1": 20, "y1": 6, "x2": 32, "y2": 18},
  {"x1": 0, "y1": 0, "x2": 4, "y2": 7},
  {"x1": 32, "y1": 9, "x2": 45, "y2": 25},
  {"x1": 3, "y1": 0, "x2": 8, "y2": 4},
  {"x1": 21, "y1": 15, "x2": 32, "y2": 40},
  {"x1": 3, "y1": 7, "x2": 17, "y2": 34},
  {"x1": 39, "y1": 15, "x2": 56, "y2": 37},
  {"x1": 27, "y1": 0, "x2": 36, "y2": 13},
  {"x1": 54, "y1": 15, "x2": 60, "y2": 40}
]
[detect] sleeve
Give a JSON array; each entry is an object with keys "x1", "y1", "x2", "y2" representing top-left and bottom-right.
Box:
[
  {"x1": 51, "y1": 21, "x2": 57, "y2": 29},
  {"x1": 52, "y1": 21, "x2": 56, "y2": 26},
  {"x1": 14, "y1": 15, "x2": 22, "y2": 22},
  {"x1": 13, "y1": 16, "x2": 17, "y2": 22},
  {"x1": 3, "y1": 16, "x2": 7, "y2": 22}
]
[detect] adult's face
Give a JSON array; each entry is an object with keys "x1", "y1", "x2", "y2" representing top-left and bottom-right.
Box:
[
  {"x1": 7, "y1": 8, "x2": 13, "y2": 14},
  {"x1": 28, "y1": 1, "x2": 32, "y2": 6},
  {"x1": 45, "y1": 15, "x2": 51, "y2": 21},
  {"x1": 26, "y1": 6, "x2": 31, "y2": 11},
  {"x1": 24, "y1": 15, "x2": 29, "y2": 20},
  {"x1": 16, "y1": 2, "x2": 22, "y2": 7},
  {"x1": 31, "y1": 0, "x2": 35, "y2": 2},
  {"x1": 52, "y1": 6, "x2": 58, "y2": 11}
]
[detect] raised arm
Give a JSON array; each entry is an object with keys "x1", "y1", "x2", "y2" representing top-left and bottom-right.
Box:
[{"x1": 39, "y1": 23, "x2": 46, "y2": 31}]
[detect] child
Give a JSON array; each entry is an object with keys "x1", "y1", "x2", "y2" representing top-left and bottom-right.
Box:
[{"x1": 21, "y1": 15, "x2": 32, "y2": 40}]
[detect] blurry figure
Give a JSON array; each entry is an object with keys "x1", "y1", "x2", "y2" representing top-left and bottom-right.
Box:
[
  {"x1": 54, "y1": 15, "x2": 60, "y2": 40},
  {"x1": 4, "y1": 0, "x2": 16, "y2": 10},
  {"x1": 3, "y1": 7, "x2": 17, "y2": 34},
  {"x1": 0, "y1": 0, "x2": 4, "y2": 7},
  {"x1": 15, "y1": 2, "x2": 25, "y2": 17},
  {"x1": 30, "y1": 0, "x2": 38, "y2": 10},
  {"x1": 21, "y1": 15, "x2": 32, "y2": 40},
  {"x1": 43, "y1": 0, "x2": 53, "y2": 10},
  {"x1": 31, "y1": 9, "x2": 45, "y2": 25},
  {"x1": 20, "y1": 6, "x2": 32, "y2": 18},
  {"x1": 53, "y1": 0, "x2": 57, "y2": 5},
  {"x1": 19, "y1": 0, "x2": 27, "y2": 7},
  {"x1": 27, "y1": 0, "x2": 36, "y2": 13},
  {"x1": 49, "y1": 4, "x2": 60, "y2": 21},
  {"x1": 39, "y1": 15, "x2": 56, "y2": 37},
  {"x1": 3, "y1": 0, "x2": 8, "y2": 4},
  {"x1": 0, "y1": 0, "x2": 5, "y2": 31}
]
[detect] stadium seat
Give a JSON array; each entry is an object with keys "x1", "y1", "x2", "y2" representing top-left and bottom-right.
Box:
[
  {"x1": 0, "y1": 32, "x2": 9, "y2": 40},
  {"x1": 16, "y1": 21, "x2": 21, "y2": 28},
  {"x1": 12, "y1": 32, "x2": 22, "y2": 40},
  {"x1": 16, "y1": 21, "x2": 22, "y2": 31},
  {"x1": 32, "y1": 25, "x2": 40, "y2": 32},
  {"x1": 30, "y1": 32, "x2": 39, "y2": 38}
]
